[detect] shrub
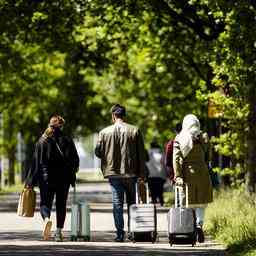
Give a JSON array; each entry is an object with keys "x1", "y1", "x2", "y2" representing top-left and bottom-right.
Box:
[
  {"x1": 205, "y1": 189, "x2": 256, "y2": 255},
  {"x1": 163, "y1": 191, "x2": 174, "y2": 207}
]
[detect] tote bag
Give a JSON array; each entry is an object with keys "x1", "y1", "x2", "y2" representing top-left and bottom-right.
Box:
[{"x1": 17, "y1": 187, "x2": 36, "y2": 217}]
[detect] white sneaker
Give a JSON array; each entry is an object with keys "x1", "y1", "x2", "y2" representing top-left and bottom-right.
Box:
[
  {"x1": 42, "y1": 218, "x2": 52, "y2": 241},
  {"x1": 54, "y1": 230, "x2": 63, "y2": 242}
]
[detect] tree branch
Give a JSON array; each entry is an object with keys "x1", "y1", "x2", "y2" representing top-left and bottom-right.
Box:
[{"x1": 152, "y1": 0, "x2": 225, "y2": 41}]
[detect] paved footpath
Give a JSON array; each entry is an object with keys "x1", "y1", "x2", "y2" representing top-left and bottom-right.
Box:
[{"x1": 0, "y1": 182, "x2": 226, "y2": 256}]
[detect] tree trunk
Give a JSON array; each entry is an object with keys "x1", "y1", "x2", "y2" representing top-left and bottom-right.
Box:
[
  {"x1": 22, "y1": 141, "x2": 34, "y2": 182},
  {"x1": 8, "y1": 149, "x2": 15, "y2": 186},
  {"x1": 246, "y1": 86, "x2": 256, "y2": 193}
]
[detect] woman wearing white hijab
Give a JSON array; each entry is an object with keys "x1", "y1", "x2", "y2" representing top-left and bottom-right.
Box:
[{"x1": 173, "y1": 114, "x2": 213, "y2": 243}]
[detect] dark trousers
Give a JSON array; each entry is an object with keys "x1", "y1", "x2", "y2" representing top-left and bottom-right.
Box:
[
  {"x1": 148, "y1": 177, "x2": 165, "y2": 206},
  {"x1": 39, "y1": 182, "x2": 70, "y2": 229}
]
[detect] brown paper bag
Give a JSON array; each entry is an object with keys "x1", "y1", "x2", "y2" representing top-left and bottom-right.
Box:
[{"x1": 17, "y1": 187, "x2": 36, "y2": 217}]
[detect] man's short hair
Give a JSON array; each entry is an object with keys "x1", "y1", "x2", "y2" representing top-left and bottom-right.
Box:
[{"x1": 111, "y1": 104, "x2": 126, "y2": 118}]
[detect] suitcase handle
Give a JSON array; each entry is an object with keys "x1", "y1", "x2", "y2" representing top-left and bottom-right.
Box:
[
  {"x1": 73, "y1": 184, "x2": 76, "y2": 204},
  {"x1": 175, "y1": 184, "x2": 188, "y2": 208},
  {"x1": 135, "y1": 181, "x2": 150, "y2": 204}
]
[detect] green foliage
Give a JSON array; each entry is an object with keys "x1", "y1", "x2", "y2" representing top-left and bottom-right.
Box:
[
  {"x1": 205, "y1": 1, "x2": 256, "y2": 184},
  {"x1": 0, "y1": 183, "x2": 24, "y2": 195},
  {"x1": 163, "y1": 191, "x2": 175, "y2": 207},
  {"x1": 0, "y1": 0, "x2": 102, "y2": 184},
  {"x1": 74, "y1": 0, "x2": 212, "y2": 146},
  {"x1": 205, "y1": 189, "x2": 256, "y2": 255},
  {"x1": 0, "y1": 0, "x2": 255, "y2": 188}
]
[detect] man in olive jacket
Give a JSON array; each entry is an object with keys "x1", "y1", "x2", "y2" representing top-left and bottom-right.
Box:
[{"x1": 95, "y1": 104, "x2": 146, "y2": 242}]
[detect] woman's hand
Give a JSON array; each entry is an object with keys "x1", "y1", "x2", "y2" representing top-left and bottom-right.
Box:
[{"x1": 175, "y1": 177, "x2": 184, "y2": 186}]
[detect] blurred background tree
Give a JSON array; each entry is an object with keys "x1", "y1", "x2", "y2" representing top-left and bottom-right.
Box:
[{"x1": 0, "y1": 0, "x2": 255, "y2": 191}]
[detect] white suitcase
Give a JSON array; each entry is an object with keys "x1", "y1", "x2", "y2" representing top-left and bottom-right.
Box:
[
  {"x1": 70, "y1": 186, "x2": 90, "y2": 241},
  {"x1": 168, "y1": 184, "x2": 196, "y2": 246},
  {"x1": 129, "y1": 182, "x2": 157, "y2": 243}
]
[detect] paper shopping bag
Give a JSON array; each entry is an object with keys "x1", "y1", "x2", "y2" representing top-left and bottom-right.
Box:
[{"x1": 17, "y1": 187, "x2": 36, "y2": 217}]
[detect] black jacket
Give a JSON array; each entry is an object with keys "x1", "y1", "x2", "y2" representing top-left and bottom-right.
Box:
[{"x1": 26, "y1": 132, "x2": 79, "y2": 187}]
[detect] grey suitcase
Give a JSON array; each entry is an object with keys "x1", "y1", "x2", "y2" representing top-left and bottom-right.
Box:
[
  {"x1": 168, "y1": 184, "x2": 196, "y2": 246},
  {"x1": 129, "y1": 182, "x2": 157, "y2": 243},
  {"x1": 70, "y1": 186, "x2": 90, "y2": 241}
]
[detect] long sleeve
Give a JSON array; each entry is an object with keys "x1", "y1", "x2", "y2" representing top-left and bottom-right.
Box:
[
  {"x1": 66, "y1": 137, "x2": 79, "y2": 186},
  {"x1": 165, "y1": 140, "x2": 174, "y2": 167},
  {"x1": 25, "y1": 139, "x2": 48, "y2": 186},
  {"x1": 95, "y1": 132, "x2": 103, "y2": 159},
  {"x1": 25, "y1": 148, "x2": 38, "y2": 187},
  {"x1": 173, "y1": 139, "x2": 184, "y2": 179},
  {"x1": 69, "y1": 138, "x2": 80, "y2": 172},
  {"x1": 136, "y1": 129, "x2": 146, "y2": 178}
]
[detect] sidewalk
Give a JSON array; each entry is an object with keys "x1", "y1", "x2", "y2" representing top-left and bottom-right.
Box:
[{"x1": 0, "y1": 182, "x2": 226, "y2": 255}]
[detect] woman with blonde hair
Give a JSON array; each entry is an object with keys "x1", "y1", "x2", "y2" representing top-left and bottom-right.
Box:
[{"x1": 26, "y1": 115, "x2": 79, "y2": 241}]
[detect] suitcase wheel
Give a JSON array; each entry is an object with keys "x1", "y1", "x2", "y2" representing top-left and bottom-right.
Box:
[
  {"x1": 71, "y1": 236, "x2": 77, "y2": 241},
  {"x1": 151, "y1": 231, "x2": 157, "y2": 243},
  {"x1": 192, "y1": 233, "x2": 197, "y2": 246},
  {"x1": 83, "y1": 236, "x2": 90, "y2": 242},
  {"x1": 129, "y1": 232, "x2": 136, "y2": 243}
]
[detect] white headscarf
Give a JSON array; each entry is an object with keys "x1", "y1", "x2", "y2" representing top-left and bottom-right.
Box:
[{"x1": 176, "y1": 114, "x2": 201, "y2": 158}]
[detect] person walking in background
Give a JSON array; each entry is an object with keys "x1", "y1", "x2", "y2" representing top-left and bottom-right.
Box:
[
  {"x1": 146, "y1": 140, "x2": 167, "y2": 206},
  {"x1": 201, "y1": 132, "x2": 220, "y2": 189},
  {"x1": 173, "y1": 114, "x2": 213, "y2": 243},
  {"x1": 95, "y1": 104, "x2": 146, "y2": 242},
  {"x1": 26, "y1": 115, "x2": 79, "y2": 242},
  {"x1": 163, "y1": 123, "x2": 182, "y2": 182}
]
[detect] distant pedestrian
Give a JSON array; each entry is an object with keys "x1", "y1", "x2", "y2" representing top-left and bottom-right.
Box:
[
  {"x1": 173, "y1": 114, "x2": 213, "y2": 243},
  {"x1": 26, "y1": 115, "x2": 79, "y2": 241},
  {"x1": 163, "y1": 123, "x2": 182, "y2": 182},
  {"x1": 146, "y1": 141, "x2": 167, "y2": 206},
  {"x1": 95, "y1": 104, "x2": 146, "y2": 242},
  {"x1": 201, "y1": 132, "x2": 220, "y2": 189}
]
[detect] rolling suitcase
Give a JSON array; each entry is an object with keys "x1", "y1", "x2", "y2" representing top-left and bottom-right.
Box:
[
  {"x1": 70, "y1": 185, "x2": 90, "y2": 241},
  {"x1": 168, "y1": 184, "x2": 197, "y2": 246},
  {"x1": 129, "y1": 182, "x2": 157, "y2": 243}
]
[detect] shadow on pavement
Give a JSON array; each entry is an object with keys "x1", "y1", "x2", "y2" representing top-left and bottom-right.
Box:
[
  {"x1": 0, "y1": 244, "x2": 226, "y2": 256},
  {"x1": 0, "y1": 231, "x2": 116, "y2": 243},
  {"x1": 0, "y1": 231, "x2": 226, "y2": 256}
]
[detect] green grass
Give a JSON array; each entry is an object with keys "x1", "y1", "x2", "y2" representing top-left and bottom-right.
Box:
[
  {"x1": 76, "y1": 169, "x2": 105, "y2": 182},
  {"x1": 0, "y1": 183, "x2": 24, "y2": 195},
  {"x1": 164, "y1": 187, "x2": 256, "y2": 255},
  {"x1": 0, "y1": 169, "x2": 105, "y2": 195},
  {"x1": 205, "y1": 189, "x2": 256, "y2": 256},
  {"x1": 163, "y1": 191, "x2": 175, "y2": 207}
]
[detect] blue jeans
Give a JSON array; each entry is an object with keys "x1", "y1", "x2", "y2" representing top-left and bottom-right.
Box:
[{"x1": 109, "y1": 177, "x2": 137, "y2": 237}]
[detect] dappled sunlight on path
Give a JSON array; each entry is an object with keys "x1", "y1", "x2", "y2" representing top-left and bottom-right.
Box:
[{"x1": 0, "y1": 231, "x2": 226, "y2": 256}]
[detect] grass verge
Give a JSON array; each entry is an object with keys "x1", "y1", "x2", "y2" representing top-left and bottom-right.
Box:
[
  {"x1": 163, "y1": 191, "x2": 174, "y2": 207},
  {"x1": 76, "y1": 169, "x2": 105, "y2": 183},
  {"x1": 205, "y1": 188, "x2": 256, "y2": 256},
  {"x1": 0, "y1": 183, "x2": 24, "y2": 195}
]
